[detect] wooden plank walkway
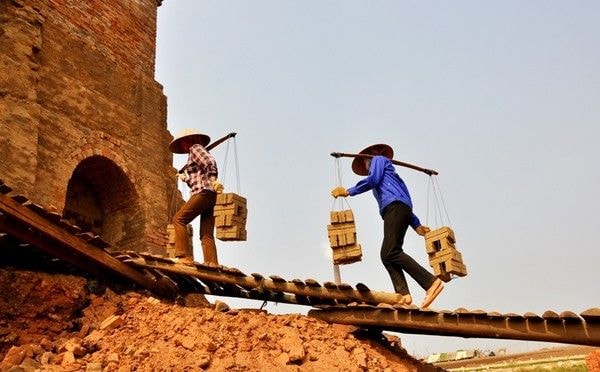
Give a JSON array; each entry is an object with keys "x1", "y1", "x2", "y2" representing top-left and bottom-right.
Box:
[{"x1": 1, "y1": 180, "x2": 599, "y2": 347}]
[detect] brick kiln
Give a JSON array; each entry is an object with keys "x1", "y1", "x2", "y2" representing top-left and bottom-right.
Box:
[{"x1": 0, "y1": 0, "x2": 178, "y2": 254}]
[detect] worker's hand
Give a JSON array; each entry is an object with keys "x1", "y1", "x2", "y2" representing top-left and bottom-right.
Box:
[
  {"x1": 178, "y1": 172, "x2": 189, "y2": 183},
  {"x1": 212, "y1": 180, "x2": 224, "y2": 194},
  {"x1": 415, "y1": 225, "x2": 431, "y2": 236},
  {"x1": 331, "y1": 186, "x2": 349, "y2": 198}
]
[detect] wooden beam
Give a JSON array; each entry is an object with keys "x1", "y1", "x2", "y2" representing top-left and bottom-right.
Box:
[
  {"x1": 0, "y1": 193, "x2": 169, "y2": 296},
  {"x1": 308, "y1": 306, "x2": 600, "y2": 347},
  {"x1": 128, "y1": 257, "x2": 406, "y2": 305}
]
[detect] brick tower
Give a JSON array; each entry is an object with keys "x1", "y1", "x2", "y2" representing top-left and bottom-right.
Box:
[{"x1": 0, "y1": 0, "x2": 178, "y2": 254}]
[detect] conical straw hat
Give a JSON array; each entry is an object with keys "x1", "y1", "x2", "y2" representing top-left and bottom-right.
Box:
[
  {"x1": 169, "y1": 128, "x2": 211, "y2": 154},
  {"x1": 351, "y1": 143, "x2": 394, "y2": 176}
]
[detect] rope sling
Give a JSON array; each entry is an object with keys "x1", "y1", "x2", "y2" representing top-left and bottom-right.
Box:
[
  {"x1": 327, "y1": 158, "x2": 364, "y2": 284},
  {"x1": 214, "y1": 134, "x2": 247, "y2": 242},
  {"x1": 423, "y1": 174, "x2": 467, "y2": 282}
]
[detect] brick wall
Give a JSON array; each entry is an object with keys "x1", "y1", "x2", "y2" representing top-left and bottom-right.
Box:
[{"x1": 0, "y1": 0, "x2": 177, "y2": 254}]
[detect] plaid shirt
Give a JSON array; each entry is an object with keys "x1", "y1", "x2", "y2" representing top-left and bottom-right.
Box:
[{"x1": 184, "y1": 144, "x2": 218, "y2": 195}]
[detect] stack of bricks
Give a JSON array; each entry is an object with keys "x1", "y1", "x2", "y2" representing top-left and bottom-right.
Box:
[
  {"x1": 327, "y1": 210, "x2": 362, "y2": 265},
  {"x1": 424, "y1": 226, "x2": 467, "y2": 282},
  {"x1": 165, "y1": 224, "x2": 193, "y2": 258},
  {"x1": 214, "y1": 193, "x2": 247, "y2": 241}
]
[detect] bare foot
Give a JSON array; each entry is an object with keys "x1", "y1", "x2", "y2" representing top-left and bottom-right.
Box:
[
  {"x1": 396, "y1": 294, "x2": 412, "y2": 305},
  {"x1": 174, "y1": 256, "x2": 195, "y2": 266}
]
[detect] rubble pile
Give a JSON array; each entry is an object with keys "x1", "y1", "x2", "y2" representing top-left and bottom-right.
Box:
[{"x1": 0, "y1": 269, "x2": 433, "y2": 371}]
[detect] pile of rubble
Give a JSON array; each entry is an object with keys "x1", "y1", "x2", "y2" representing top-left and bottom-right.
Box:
[{"x1": 0, "y1": 269, "x2": 438, "y2": 371}]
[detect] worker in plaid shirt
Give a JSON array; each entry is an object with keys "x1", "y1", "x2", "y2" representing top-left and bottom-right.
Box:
[{"x1": 169, "y1": 129, "x2": 223, "y2": 265}]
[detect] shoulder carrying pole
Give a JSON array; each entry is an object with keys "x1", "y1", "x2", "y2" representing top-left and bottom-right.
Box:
[
  {"x1": 178, "y1": 132, "x2": 237, "y2": 174},
  {"x1": 207, "y1": 132, "x2": 237, "y2": 151},
  {"x1": 330, "y1": 152, "x2": 438, "y2": 176}
]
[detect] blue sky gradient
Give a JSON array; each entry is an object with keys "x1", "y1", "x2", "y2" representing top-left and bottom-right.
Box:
[{"x1": 155, "y1": 1, "x2": 600, "y2": 357}]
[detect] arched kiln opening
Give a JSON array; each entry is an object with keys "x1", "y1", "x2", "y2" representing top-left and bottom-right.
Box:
[{"x1": 63, "y1": 155, "x2": 145, "y2": 251}]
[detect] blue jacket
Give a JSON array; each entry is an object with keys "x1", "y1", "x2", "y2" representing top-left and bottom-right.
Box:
[{"x1": 347, "y1": 155, "x2": 421, "y2": 229}]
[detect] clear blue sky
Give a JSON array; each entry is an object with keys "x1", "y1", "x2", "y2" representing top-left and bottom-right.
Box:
[{"x1": 155, "y1": 1, "x2": 600, "y2": 357}]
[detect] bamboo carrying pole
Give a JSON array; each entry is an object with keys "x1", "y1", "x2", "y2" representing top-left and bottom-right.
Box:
[
  {"x1": 178, "y1": 132, "x2": 237, "y2": 174},
  {"x1": 207, "y1": 132, "x2": 237, "y2": 151},
  {"x1": 330, "y1": 152, "x2": 438, "y2": 176}
]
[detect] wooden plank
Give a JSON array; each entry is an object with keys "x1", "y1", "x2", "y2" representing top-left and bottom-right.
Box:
[
  {"x1": 524, "y1": 312, "x2": 543, "y2": 321},
  {"x1": 269, "y1": 275, "x2": 286, "y2": 283},
  {"x1": 355, "y1": 283, "x2": 370, "y2": 292},
  {"x1": 75, "y1": 232, "x2": 95, "y2": 242},
  {"x1": 24, "y1": 202, "x2": 46, "y2": 216},
  {"x1": 503, "y1": 313, "x2": 525, "y2": 319},
  {"x1": 305, "y1": 279, "x2": 321, "y2": 287},
  {"x1": 46, "y1": 210, "x2": 62, "y2": 224},
  {"x1": 0, "y1": 215, "x2": 117, "y2": 279},
  {"x1": 323, "y1": 281, "x2": 338, "y2": 289},
  {"x1": 127, "y1": 258, "x2": 406, "y2": 306},
  {"x1": 147, "y1": 268, "x2": 179, "y2": 294},
  {"x1": 11, "y1": 194, "x2": 28, "y2": 204},
  {"x1": 139, "y1": 252, "x2": 175, "y2": 264},
  {"x1": 542, "y1": 310, "x2": 560, "y2": 320},
  {"x1": 0, "y1": 192, "x2": 167, "y2": 295},
  {"x1": 0, "y1": 183, "x2": 12, "y2": 194},
  {"x1": 338, "y1": 283, "x2": 354, "y2": 291},
  {"x1": 197, "y1": 262, "x2": 220, "y2": 271},
  {"x1": 581, "y1": 308, "x2": 600, "y2": 322},
  {"x1": 559, "y1": 311, "x2": 582, "y2": 322},
  {"x1": 59, "y1": 219, "x2": 81, "y2": 235},
  {"x1": 308, "y1": 307, "x2": 600, "y2": 347},
  {"x1": 88, "y1": 235, "x2": 110, "y2": 249},
  {"x1": 221, "y1": 266, "x2": 246, "y2": 277}
]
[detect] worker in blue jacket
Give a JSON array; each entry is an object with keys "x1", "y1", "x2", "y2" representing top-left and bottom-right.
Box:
[{"x1": 331, "y1": 143, "x2": 444, "y2": 308}]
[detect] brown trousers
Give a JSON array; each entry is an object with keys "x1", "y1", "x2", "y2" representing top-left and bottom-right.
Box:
[{"x1": 172, "y1": 191, "x2": 218, "y2": 264}]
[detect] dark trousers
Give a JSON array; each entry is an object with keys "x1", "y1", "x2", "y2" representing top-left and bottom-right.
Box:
[
  {"x1": 381, "y1": 201, "x2": 435, "y2": 295},
  {"x1": 172, "y1": 191, "x2": 217, "y2": 263}
]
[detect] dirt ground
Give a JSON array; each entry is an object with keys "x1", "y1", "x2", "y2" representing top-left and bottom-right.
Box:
[
  {"x1": 586, "y1": 350, "x2": 600, "y2": 371},
  {"x1": 0, "y1": 269, "x2": 442, "y2": 371}
]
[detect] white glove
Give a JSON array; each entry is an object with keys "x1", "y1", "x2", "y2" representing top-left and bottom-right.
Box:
[
  {"x1": 212, "y1": 180, "x2": 224, "y2": 194},
  {"x1": 178, "y1": 171, "x2": 190, "y2": 183}
]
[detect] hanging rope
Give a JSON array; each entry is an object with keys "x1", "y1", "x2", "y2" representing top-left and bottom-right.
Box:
[
  {"x1": 220, "y1": 137, "x2": 230, "y2": 186},
  {"x1": 332, "y1": 157, "x2": 352, "y2": 212},
  {"x1": 425, "y1": 175, "x2": 452, "y2": 228},
  {"x1": 219, "y1": 136, "x2": 242, "y2": 194},
  {"x1": 233, "y1": 136, "x2": 241, "y2": 194}
]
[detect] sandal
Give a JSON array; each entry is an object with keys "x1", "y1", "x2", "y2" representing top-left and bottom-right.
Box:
[{"x1": 421, "y1": 278, "x2": 444, "y2": 308}]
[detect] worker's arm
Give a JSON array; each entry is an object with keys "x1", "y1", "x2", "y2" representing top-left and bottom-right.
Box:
[{"x1": 347, "y1": 156, "x2": 386, "y2": 196}]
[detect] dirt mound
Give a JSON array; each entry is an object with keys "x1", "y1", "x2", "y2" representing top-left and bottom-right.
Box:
[{"x1": 0, "y1": 269, "x2": 438, "y2": 371}]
